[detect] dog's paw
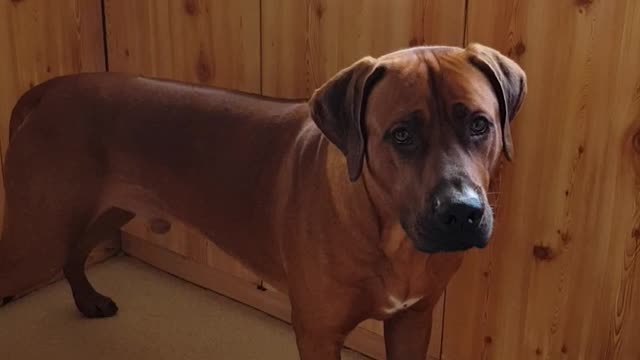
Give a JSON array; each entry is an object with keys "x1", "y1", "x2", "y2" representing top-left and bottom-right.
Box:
[{"x1": 75, "y1": 293, "x2": 119, "y2": 318}]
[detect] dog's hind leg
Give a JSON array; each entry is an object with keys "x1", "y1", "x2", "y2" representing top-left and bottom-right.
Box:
[{"x1": 63, "y1": 207, "x2": 135, "y2": 318}]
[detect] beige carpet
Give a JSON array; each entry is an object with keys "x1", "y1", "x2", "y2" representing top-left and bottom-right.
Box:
[{"x1": 0, "y1": 256, "x2": 369, "y2": 360}]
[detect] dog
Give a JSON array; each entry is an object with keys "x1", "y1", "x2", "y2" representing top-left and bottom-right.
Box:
[{"x1": 0, "y1": 43, "x2": 526, "y2": 359}]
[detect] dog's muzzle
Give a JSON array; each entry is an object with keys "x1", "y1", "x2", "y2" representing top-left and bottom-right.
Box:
[{"x1": 408, "y1": 179, "x2": 493, "y2": 253}]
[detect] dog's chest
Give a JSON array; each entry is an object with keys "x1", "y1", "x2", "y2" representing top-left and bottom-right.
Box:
[
  {"x1": 372, "y1": 229, "x2": 429, "y2": 315},
  {"x1": 371, "y1": 224, "x2": 463, "y2": 318},
  {"x1": 372, "y1": 257, "x2": 432, "y2": 317},
  {"x1": 381, "y1": 293, "x2": 423, "y2": 315}
]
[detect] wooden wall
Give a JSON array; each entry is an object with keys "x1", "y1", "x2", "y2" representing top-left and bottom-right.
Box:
[
  {"x1": 261, "y1": 0, "x2": 464, "y2": 98},
  {"x1": 443, "y1": 1, "x2": 640, "y2": 359},
  {"x1": 1, "y1": 0, "x2": 639, "y2": 359}
]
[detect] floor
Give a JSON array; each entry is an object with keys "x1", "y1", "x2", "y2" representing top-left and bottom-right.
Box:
[{"x1": 0, "y1": 256, "x2": 369, "y2": 360}]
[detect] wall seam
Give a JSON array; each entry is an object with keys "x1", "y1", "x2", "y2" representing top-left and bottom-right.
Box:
[{"x1": 100, "y1": 0, "x2": 110, "y2": 71}]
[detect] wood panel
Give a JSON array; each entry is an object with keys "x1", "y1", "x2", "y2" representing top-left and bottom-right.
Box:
[
  {"x1": 261, "y1": 1, "x2": 465, "y2": 358},
  {"x1": 104, "y1": 0, "x2": 260, "y2": 92},
  {"x1": 443, "y1": 1, "x2": 640, "y2": 359},
  {"x1": 0, "y1": 0, "x2": 105, "y2": 157},
  {"x1": 104, "y1": 0, "x2": 262, "y2": 285},
  {"x1": 261, "y1": 0, "x2": 465, "y2": 98}
]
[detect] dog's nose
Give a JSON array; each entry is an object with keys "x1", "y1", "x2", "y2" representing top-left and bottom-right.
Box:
[{"x1": 433, "y1": 187, "x2": 484, "y2": 232}]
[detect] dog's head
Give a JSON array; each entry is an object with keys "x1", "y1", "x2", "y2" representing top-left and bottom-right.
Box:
[{"x1": 309, "y1": 44, "x2": 527, "y2": 253}]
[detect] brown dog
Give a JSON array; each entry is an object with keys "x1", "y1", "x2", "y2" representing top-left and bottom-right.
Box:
[{"x1": 0, "y1": 43, "x2": 525, "y2": 359}]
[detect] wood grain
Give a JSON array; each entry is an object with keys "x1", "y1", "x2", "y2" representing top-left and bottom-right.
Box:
[
  {"x1": 104, "y1": 0, "x2": 260, "y2": 92},
  {"x1": 443, "y1": 0, "x2": 640, "y2": 359},
  {"x1": 261, "y1": 0, "x2": 465, "y2": 98},
  {"x1": 0, "y1": 0, "x2": 105, "y2": 157}
]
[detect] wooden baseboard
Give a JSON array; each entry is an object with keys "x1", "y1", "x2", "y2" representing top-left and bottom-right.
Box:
[{"x1": 122, "y1": 233, "x2": 387, "y2": 359}]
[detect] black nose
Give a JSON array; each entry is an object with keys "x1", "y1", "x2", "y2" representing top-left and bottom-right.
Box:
[{"x1": 433, "y1": 193, "x2": 484, "y2": 231}]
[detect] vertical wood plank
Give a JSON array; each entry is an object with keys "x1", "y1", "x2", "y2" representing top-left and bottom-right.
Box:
[
  {"x1": 443, "y1": 1, "x2": 640, "y2": 359},
  {"x1": 104, "y1": 0, "x2": 260, "y2": 92},
  {"x1": 261, "y1": 0, "x2": 465, "y2": 98},
  {"x1": 422, "y1": 0, "x2": 466, "y2": 46}
]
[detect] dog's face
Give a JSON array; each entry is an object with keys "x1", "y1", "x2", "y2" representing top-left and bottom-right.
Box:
[{"x1": 310, "y1": 44, "x2": 527, "y2": 253}]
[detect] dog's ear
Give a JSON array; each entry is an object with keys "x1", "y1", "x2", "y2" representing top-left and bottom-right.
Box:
[
  {"x1": 467, "y1": 43, "x2": 527, "y2": 161},
  {"x1": 309, "y1": 57, "x2": 385, "y2": 181}
]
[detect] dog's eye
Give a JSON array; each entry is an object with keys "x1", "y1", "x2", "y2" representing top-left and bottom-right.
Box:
[
  {"x1": 470, "y1": 116, "x2": 490, "y2": 136},
  {"x1": 391, "y1": 127, "x2": 412, "y2": 145}
]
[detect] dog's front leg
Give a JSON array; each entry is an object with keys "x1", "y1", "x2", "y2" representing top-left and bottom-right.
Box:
[
  {"x1": 292, "y1": 307, "x2": 354, "y2": 360},
  {"x1": 290, "y1": 291, "x2": 363, "y2": 360},
  {"x1": 293, "y1": 328, "x2": 343, "y2": 360},
  {"x1": 383, "y1": 300, "x2": 434, "y2": 360}
]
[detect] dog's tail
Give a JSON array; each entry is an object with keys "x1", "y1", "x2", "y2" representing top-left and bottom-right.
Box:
[{"x1": 9, "y1": 79, "x2": 55, "y2": 142}]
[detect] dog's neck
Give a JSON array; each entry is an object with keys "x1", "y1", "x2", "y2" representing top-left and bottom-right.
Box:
[
  {"x1": 322, "y1": 137, "x2": 382, "y2": 242},
  {"x1": 319, "y1": 130, "x2": 420, "y2": 252},
  {"x1": 320, "y1": 133, "x2": 463, "y2": 301}
]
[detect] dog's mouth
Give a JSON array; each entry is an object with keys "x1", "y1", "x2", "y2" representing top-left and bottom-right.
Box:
[
  {"x1": 402, "y1": 210, "x2": 493, "y2": 254},
  {"x1": 411, "y1": 230, "x2": 490, "y2": 253}
]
